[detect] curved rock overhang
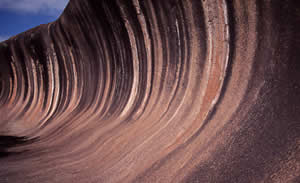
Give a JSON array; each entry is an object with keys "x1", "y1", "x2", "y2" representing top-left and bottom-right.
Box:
[{"x1": 0, "y1": 0, "x2": 299, "y2": 182}]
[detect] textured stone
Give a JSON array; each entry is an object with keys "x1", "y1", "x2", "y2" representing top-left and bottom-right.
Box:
[{"x1": 0, "y1": 0, "x2": 299, "y2": 182}]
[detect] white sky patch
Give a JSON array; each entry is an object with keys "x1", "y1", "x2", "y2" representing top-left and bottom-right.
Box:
[
  {"x1": 0, "y1": 0, "x2": 69, "y2": 15},
  {"x1": 0, "y1": 35, "x2": 9, "y2": 42}
]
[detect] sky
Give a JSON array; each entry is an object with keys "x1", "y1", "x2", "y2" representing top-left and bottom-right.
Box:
[{"x1": 0, "y1": 0, "x2": 69, "y2": 42}]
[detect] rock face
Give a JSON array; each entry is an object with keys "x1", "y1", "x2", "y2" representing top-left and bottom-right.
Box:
[{"x1": 0, "y1": 0, "x2": 299, "y2": 182}]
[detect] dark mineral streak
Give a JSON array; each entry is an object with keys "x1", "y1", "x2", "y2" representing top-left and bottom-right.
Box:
[{"x1": 0, "y1": 0, "x2": 300, "y2": 182}]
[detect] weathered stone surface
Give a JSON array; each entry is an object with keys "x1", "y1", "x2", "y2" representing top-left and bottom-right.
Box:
[{"x1": 0, "y1": 0, "x2": 299, "y2": 182}]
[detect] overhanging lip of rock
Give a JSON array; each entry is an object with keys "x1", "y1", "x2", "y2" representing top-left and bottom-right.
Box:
[{"x1": 0, "y1": 0, "x2": 300, "y2": 182}]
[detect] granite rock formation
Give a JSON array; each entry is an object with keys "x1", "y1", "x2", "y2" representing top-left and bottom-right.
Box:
[{"x1": 0, "y1": 0, "x2": 300, "y2": 182}]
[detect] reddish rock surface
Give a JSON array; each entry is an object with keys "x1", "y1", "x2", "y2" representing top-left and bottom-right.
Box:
[{"x1": 0, "y1": 0, "x2": 299, "y2": 182}]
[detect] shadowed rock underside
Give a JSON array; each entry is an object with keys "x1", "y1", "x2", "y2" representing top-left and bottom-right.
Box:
[{"x1": 0, "y1": 0, "x2": 299, "y2": 182}]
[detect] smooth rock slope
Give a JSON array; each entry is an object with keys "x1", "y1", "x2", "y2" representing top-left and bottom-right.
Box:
[{"x1": 0, "y1": 0, "x2": 299, "y2": 182}]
